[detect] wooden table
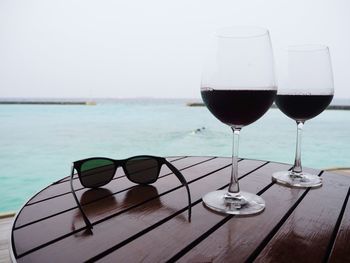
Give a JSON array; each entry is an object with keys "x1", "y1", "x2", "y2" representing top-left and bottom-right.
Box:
[{"x1": 10, "y1": 156, "x2": 350, "y2": 262}]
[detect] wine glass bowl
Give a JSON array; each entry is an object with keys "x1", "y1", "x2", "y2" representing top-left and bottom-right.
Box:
[
  {"x1": 272, "y1": 45, "x2": 334, "y2": 188},
  {"x1": 201, "y1": 26, "x2": 277, "y2": 215}
]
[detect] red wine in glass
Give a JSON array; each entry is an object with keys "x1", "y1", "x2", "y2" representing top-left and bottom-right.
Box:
[
  {"x1": 201, "y1": 89, "x2": 277, "y2": 126},
  {"x1": 275, "y1": 94, "x2": 333, "y2": 121}
]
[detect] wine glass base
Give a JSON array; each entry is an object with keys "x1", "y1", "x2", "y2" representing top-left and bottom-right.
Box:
[
  {"x1": 272, "y1": 171, "x2": 322, "y2": 188},
  {"x1": 202, "y1": 190, "x2": 265, "y2": 215}
]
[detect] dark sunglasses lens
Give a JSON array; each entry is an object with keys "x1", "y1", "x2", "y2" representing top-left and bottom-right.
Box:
[
  {"x1": 125, "y1": 157, "x2": 159, "y2": 184},
  {"x1": 80, "y1": 159, "x2": 116, "y2": 188}
]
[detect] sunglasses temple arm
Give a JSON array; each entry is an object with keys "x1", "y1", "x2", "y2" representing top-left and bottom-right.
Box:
[
  {"x1": 70, "y1": 165, "x2": 93, "y2": 231},
  {"x1": 166, "y1": 162, "x2": 192, "y2": 222}
]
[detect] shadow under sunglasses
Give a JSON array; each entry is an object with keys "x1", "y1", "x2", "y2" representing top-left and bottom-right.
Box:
[{"x1": 71, "y1": 185, "x2": 189, "y2": 237}]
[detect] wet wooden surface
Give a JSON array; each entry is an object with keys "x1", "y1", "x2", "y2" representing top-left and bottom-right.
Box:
[
  {"x1": 10, "y1": 156, "x2": 350, "y2": 262},
  {"x1": 0, "y1": 215, "x2": 13, "y2": 263}
]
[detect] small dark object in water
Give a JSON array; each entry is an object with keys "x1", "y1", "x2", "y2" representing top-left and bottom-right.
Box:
[{"x1": 193, "y1": 127, "x2": 206, "y2": 134}]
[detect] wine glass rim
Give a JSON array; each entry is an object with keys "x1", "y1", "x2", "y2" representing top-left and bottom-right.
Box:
[
  {"x1": 287, "y1": 44, "x2": 329, "y2": 52},
  {"x1": 215, "y1": 26, "x2": 269, "y2": 39}
]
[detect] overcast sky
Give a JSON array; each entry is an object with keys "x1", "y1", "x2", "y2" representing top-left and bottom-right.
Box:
[{"x1": 0, "y1": 0, "x2": 349, "y2": 99}]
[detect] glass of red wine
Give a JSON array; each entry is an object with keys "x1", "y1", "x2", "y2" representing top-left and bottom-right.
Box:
[
  {"x1": 272, "y1": 45, "x2": 334, "y2": 188},
  {"x1": 201, "y1": 26, "x2": 277, "y2": 215}
]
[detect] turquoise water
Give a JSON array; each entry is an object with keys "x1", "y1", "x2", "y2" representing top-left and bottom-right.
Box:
[{"x1": 0, "y1": 100, "x2": 349, "y2": 212}]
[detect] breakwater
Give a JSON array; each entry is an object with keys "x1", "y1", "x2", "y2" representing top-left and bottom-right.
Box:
[{"x1": 0, "y1": 101, "x2": 96, "y2": 105}]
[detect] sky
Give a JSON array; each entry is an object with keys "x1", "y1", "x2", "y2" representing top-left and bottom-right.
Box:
[{"x1": 0, "y1": 0, "x2": 349, "y2": 99}]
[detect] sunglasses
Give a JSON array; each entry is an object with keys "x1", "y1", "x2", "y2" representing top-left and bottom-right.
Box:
[{"x1": 70, "y1": 155, "x2": 192, "y2": 230}]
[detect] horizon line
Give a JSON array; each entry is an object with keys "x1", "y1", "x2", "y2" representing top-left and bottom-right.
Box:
[{"x1": 0, "y1": 96, "x2": 350, "y2": 100}]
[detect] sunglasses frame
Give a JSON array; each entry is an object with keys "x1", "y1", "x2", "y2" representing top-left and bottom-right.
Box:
[{"x1": 70, "y1": 155, "x2": 192, "y2": 231}]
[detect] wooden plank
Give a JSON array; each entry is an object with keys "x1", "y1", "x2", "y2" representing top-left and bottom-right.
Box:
[
  {"x1": 16, "y1": 159, "x2": 264, "y2": 262},
  {"x1": 0, "y1": 216, "x2": 13, "y2": 263},
  {"x1": 26, "y1": 156, "x2": 202, "y2": 205},
  {"x1": 13, "y1": 157, "x2": 232, "y2": 258},
  {"x1": 15, "y1": 157, "x2": 213, "y2": 228},
  {"x1": 327, "y1": 184, "x2": 350, "y2": 262},
  {"x1": 254, "y1": 172, "x2": 350, "y2": 263},
  {"x1": 98, "y1": 162, "x2": 294, "y2": 263}
]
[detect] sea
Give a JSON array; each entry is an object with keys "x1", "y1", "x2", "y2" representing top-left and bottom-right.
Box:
[{"x1": 0, "y1": 98, "x2": 349, "y2": 212}]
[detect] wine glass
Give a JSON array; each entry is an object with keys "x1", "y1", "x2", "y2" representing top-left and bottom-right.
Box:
[
  {"x1": 272, "y1": 45, "x2": 334, "y2": 188},
  {"x1": 201, "y1": 26, "x2": 277, "y2": 215}
]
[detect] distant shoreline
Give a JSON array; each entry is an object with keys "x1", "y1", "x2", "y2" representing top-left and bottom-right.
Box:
[
  {"x1": 0, "y1": 101, "x2": 96, "y2": 105},
  {"x1": 0, "y1": 99, "x2": 349, "y2": 110},
  {"x1": 187, "y1": 102, "x2": 350, "y2": 110}
]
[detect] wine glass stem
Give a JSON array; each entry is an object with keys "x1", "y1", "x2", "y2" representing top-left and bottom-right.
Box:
[
  {"x1": 228, "y1": 127, "x2": 241, "y2": 194},
  {"x1": 292, "y1": 121, "x2": 304, "y2": 175}
]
